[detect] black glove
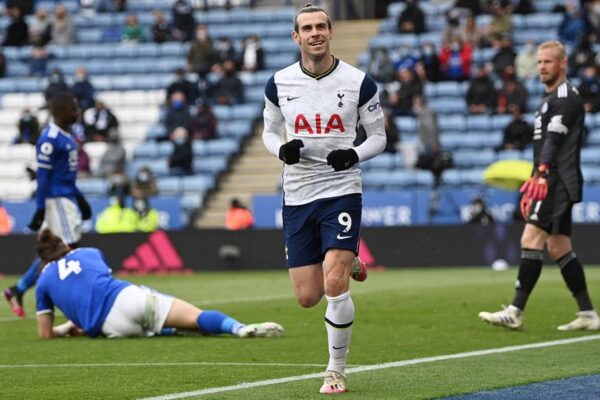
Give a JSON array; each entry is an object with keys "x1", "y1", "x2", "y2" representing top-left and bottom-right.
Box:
[
  {"x1": 76, "y1": 195, "x2": 92, "y2": 220},
  {"x1": 278, "y1": 139, "x2": 304, "y2": 165},
  {"x1": 28, "y1": 209, "x2": 45, "y2": 231},
  {"x1": 326, "y1": 149, "x2": 359, "y2": 171}
]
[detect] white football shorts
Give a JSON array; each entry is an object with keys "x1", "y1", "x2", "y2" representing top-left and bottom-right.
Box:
[
  {"x1": 101, "y1": 285, "x2": 175, "y2": 338},
  {"x1": 43, "y1": 197, "x2": 82, "y2": 245}
]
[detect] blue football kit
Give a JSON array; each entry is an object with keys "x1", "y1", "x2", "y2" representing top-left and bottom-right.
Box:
[{"x1": 36, "y1": 248, "x2": 130, "y2": 337}]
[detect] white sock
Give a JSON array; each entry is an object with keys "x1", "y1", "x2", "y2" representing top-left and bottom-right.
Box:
[{"x1": 324, "y1": 291, "x2": 354, "y2": 375}]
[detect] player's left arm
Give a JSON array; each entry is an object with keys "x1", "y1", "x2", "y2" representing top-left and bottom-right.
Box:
[{"x1": 326, "y1": 75, "x2": 386, "y2": 171}]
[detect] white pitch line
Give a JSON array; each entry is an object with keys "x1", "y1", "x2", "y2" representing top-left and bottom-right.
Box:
[
  {"x1": 0, "y1": 362, "x2": 345, "y2": 369},
  {"x1": 138, "y1": 334, "x2": 600, "y2": 400}
]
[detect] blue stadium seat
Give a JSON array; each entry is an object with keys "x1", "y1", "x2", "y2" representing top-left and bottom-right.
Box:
[
  {"x1": 192, "y1": 141, "x2": 209, "y2": 156},
  {"x1": 193, "y1": 157, "x2": 228, "y2": 174},
  {"x1": 157, "y1": 177, "x2": 182, "y2": 196},
  {"x1": 394, "y1": 116, "x2": 416, "y2": 132},
  {"x1": 207, "y1": 138, "x2": 239, "y2": 155},
  {"x1": 181, "y1": 193, "x2": 203, "y2": 210},
  {"x1": 581, "y1": 147, "x2": 600, "y2": 165},
  {"x1": 77, "y1": 178, "x2": 108, "y2": 198},
  {"x1": 157, "y1": 142, "x2": 174, "y2": 157},
  {"x1": 491, "y1": 114, "x2": 512, "y2": 130},
  {"x1": 466, "y1": 115, "x2": 491, "y2": 131},
  {"x1": 133, "y1": 142, "x2": 158, "y2": 158},
  {"x1": 439, "y1": 115, "x2": 465, "y2": 132},
  {"x1": 182, "y1": 175, "x2": 214, "y2": 193}
]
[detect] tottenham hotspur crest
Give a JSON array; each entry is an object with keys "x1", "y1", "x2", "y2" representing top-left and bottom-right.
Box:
[{"x1": 337, "y1": 92, "x2": 344, "y2": 108}]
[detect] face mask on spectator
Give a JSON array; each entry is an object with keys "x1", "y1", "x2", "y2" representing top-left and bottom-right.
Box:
[{"x1": 172, "y1": 100, "x2": 185, "y2": 110}]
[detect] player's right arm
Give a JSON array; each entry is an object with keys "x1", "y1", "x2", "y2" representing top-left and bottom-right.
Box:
[{"x1": 262, "y1": 75, "x2": 296, "y2": 158}]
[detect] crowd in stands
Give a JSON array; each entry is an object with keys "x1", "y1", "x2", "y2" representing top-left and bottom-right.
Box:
[{"x1": 366, "y1": 0, "x2": 600, "y2": 171}]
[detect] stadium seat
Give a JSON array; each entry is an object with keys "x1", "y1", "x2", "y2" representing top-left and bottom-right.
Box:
[
  {"x1": 182, "y1": 175, "x2": 214, "y2": 193},
  {"x1": 157, "y1": 176, "x2": 182, "y2": 196},
  {"x1": 77, "y1": 178, "x2": 109, "y2": 198}
]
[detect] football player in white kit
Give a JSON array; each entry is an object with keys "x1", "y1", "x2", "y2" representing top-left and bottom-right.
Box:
[{"x1": 262, "y1": 3, "x2": 386, "y2": 394}]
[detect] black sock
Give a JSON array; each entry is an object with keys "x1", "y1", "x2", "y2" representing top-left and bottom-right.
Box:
[
  {"x1": 558, "y1": 252, "x2": 593, "y2": 311},
  {"x1": 512, "y1": 249, "x2": 543, "y2": 310}
]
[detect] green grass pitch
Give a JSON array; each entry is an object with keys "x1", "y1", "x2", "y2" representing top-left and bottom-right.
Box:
[{"x1": 1, "y1": 266, "x2": 600, "y2": 399}]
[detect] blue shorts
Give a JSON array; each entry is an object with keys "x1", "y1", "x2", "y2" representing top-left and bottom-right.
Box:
[{"x1": 282, "y1": 194, "x2": 362, "y2": 268}]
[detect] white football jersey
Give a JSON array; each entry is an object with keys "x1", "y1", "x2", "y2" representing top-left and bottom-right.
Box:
[{"x1": 263, "y1": 57, "x2": 385, "y2": 206}]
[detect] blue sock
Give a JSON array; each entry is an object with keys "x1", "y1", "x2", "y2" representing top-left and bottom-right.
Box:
[
  {"x1": 197, "y1": 310, "x2": 245, "y2": 335},
  {"x1": 16, "y1": 258, "x2": 41, "y2": 294}
]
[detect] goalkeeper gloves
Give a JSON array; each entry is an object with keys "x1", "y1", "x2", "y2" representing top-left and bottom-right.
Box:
[
  {"x1": 76, "y1": 195, "x2": 92, "y2": 220},
  {"x1": 278, "y1": 139, "x2": 304, "y2": 165},
  {"x1": 519, "y1": 163, "x2": 549, "y2": 220},
  {"x1": 326, "y1": 149, "x2": 359, "y2": 172},
  {"x1": 28, "y1": 209, "x2": 45, "y2": 231}
]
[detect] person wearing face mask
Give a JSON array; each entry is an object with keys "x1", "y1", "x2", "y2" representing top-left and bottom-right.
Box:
[
  {"x1": 132, "y1": 198, "x2": 160, "y2": 232},
  {"x1": 213, "y1": 37, "x2": 237, "y2": 71},
  {"x1": 490, "y1": 34, "x2": 516, "y2": 76},
  {"x1": 187, "y1": 24, "x2": 214, "y2": 78},
  {"x1": 44, "y1": 69, "x2": 70, "y2": 108},
  {"x1": 496, "y1": 65, "x2": 528, "y2": 115},
  {"x1": 393, "y1": 44, "x2": 417, "y2": 72},
  {"x1": 83, "y1": 100, "x2": 119, "y2": 142},
  {"x1": 397, "y1": 0, "x2": 426, "y2": 34},
  {"x1": 172, "y1": 0, "x2": 196, "y2": 42},
  {"x1": 168, "y1": 126, "x2": 193, "y2": 176},
  {"x1": 15, "y1": 108, "x2": 40, "y2": 145},
  {"x1": 439, "y1": 36, "x2": 472, "y2": 81},
  {"x1": 213, "y1": 60, "x2": 244, "y2": 105},
  {"x1": 70, "y1": 67, "x2": 96, "y2": 112},
  {"x1": 164, "y1": 91, "x2": 192, "y2": 138},
  {"x1": 568, "y1": 34, "x2": 596, "y2": 77},
  {"x1": 578, "y1": 65, "x2": 600, "y2": 112},
  {"x1": 240, "y1": 34, "x2": 264, "y2": 72},
  {"x1": 166, "y1": 67, "x2": 198, "y2": 105},
  {"x1": 2, "y1": 7, "x2": 29, "y2": 47},
  {"x1": 367, "y1": 47, "x2": 394, "y2": 83},
  {"x1": 417, "y1": 42, "x2": 441, "y2": 82}
]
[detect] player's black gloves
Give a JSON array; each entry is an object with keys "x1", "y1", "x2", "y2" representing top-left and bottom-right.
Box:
[
  {"x1": 76, "y1": 195, "x2": 92, "y2": 220},
  {"x1": 326, "y1": 149, "x2": 359, "y2": 172},
  {"x1": 278, "y1": 139, "x2": 304, "y2": 165},
  {"x1": 28, "y1": 209, "x2": 45, "y2": 231}
]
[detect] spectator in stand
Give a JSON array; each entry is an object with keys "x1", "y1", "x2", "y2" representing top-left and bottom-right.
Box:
[
  {"x1": 0, "y1": 201, "x2": 13, "y2": 235},
  {"x1": 480, "y1": 1, "x2": 512, "y2": 48},
  {"x1": 132, "y1": 197, "x2": 160, "y2": 232},
  {"x1": 121, "y1": 14, "x2": 144, "y2": 43},
  {"x1": 579, "y1": 66, "x2": 600, "y2": 113},
  {"x1": 3, "y1": 7, "x2": 29, "y2": 47},
  {"x1": 44, "y1": 69, "x2": 70, "y2": 108},
  {"x1": 490, "y1": 34, "x2": 516, "y2": 76},
  {"x1": 366, "y1": 47, "x2": 395, "y2": 83},
  {"x1": 70, "y1": 67, "x2": 96, "y2": 111},
  {"x1": 98, "y1": 135, "x2": 127, "y2": 178},
  {"x1": 50, "y1": 4, "x2": 75, "y2": 46},
  {"x1": 466, "y1": 66, "x2": 497, "y2": 114},
  {"x1": 383, "y1": 67, "x2": 423, "y2": 116},
  {"x1": 515, "y1": 40, "x2": 537, "y2": 80},
  {"x1": 416, "y1": 42, "x2": 442, "y2": 83},
  {"x1": 6, "y1": 0, "x2": 34, "y2": 15},
  {"x1": 0, "y1": 50, "x2": 6, "y2": 78},
  {"x1": 151, "y1": 9, "x2": 173, "y2": 43},
  {"x1": 76, "y1": 137, "x2": 91, "y2": 179},
  {"x1": 130, "y1": 166, "x2": 158, "y2": 200},
  {"x1": 95, "y1": 195, "x2": 137, "y2": 234},
  {"x1": 168, "y1": 126, "x2": 193, "y2": 176},
  {"x1": 240, "y1": 34, "x2": 265, "y2": 72},
  {"x1": 558, "y1": 1, "x2": 588, "y2": 46},
  {"x1": 187, "y1": 25, "x2": 214, "y2": 79},
  {"x1": 189, "y1": 99, "x2": 217, "y2": 140},
  {"x1": 496, "y1": 105, "x2": 532, "y2": 151},
  {"x1": 513, "y1": 0, "x2": 535, "y2": 14},
  {"x1": 164, "y1": 91, "x2": 192, "y2": 137},
  {"x1": 397, "y1": 0, "x2": 426, "y2": 34},
  {"x1": 29, "y1": 7, "x2": 52, "y2": 46},
  {"x1": 441, "y1": 9, "x2": 479, "y2": 46},
  {"x1": 14, "y1": 108, "x2": 40, "y2": 145},
  {"x1": 172, "y1": 0, "x2": 196, "y2": 42},
  {"x1": 213, "y1": 37, "x2": 237, "y2": 70},
  {"x1": 383, "y1": 112, "x2": 400, "y2": 153},
  {"x1": 439, "y1": 36, "x2": 472, "y2": 81},
  {"x1": 166, "y1": 67, "x2": 198, "y2": 105},
  {"x1": 568, "y1": 34, "x2": 596, "y2": 78},
  {"x1": 213, "y1": 60, "x2": 244, "y2": 105},
  {"x1": 453, "y1": 0, "x2": 482, "y2": 16},
  {"x1": 225, "y1": 198, "x2": 254, "y2": 230},
  {"x1": 28, "y1": 45, "x2": 52, "y2": 77},
  {"x1": 496, "y1": 65, "x2": 528, "y2": 115},
  {"x1": 83, "y1": 100, "x2": 119, "y2": 142},
  {"x1": 107, "y1": 167, "x2": 131, "y2": 201},
  {"x1": 393, "y1": 45, "x2": 418, "y2": 72},
  {"x1": 588, "y1": 1, "x2": 600, "y2": 38}
]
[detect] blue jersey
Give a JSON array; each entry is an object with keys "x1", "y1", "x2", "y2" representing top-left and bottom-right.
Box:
[
  {"x1": 35, "y1": 123, "x2": 81, "y2": 209},
  {"x1": 36, "y1": 248, "x2": 130, "y2": 337}
]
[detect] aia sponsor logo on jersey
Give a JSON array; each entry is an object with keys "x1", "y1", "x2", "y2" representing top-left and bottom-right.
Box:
[{"x1": 294, "y1": 113, "x2": 345, "y2": 134}]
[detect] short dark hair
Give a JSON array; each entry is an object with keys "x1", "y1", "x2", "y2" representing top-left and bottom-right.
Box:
[
  {"x1": 49, "y1": 91, "x2": 75, "y2": 113},
  {"x1": 36, "y1": 229, "x2": 70, "y2": 266},
  {"x1": 294, "y1": 3, "x2": 332, "y2": 33}
]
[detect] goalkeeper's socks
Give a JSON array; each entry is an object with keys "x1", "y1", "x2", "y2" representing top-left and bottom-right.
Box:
[
  {"x1": 558, "y1": 252, "x2": 594, "y2": 311},
  {"x1": 197, "y1": 310, "x2": 245, "y2": 335},
  {"x1": 325, "y1": 291, "x2": 354, "y2": 375},
  {"x1": 512, "y1": 249, "x2": 543, "y2": 310},
  {"x1": 16, "y1": 258, "x2": 41, "y2": 294}
]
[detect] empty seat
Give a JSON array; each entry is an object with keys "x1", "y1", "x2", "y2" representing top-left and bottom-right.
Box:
[
  {"x1": 157, "y1": 177, "x2": 182, "y2": 196},
  {"x1": 182, "y1": 175, "x2": 214, "y2": 193}
]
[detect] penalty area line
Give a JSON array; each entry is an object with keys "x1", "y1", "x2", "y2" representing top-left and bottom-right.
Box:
[{"x1": 138, "y1": 334, "x2": 600, "y2": 400}]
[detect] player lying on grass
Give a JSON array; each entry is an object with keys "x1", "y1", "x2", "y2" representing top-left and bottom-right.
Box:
[{"x1": 34, "y1": 229, "x2": 284, "y2": 339}]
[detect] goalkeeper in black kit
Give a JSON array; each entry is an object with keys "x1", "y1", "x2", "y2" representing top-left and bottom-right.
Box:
[{"x1": 479, "y1": 41, "x2": 599, "y2": 331}]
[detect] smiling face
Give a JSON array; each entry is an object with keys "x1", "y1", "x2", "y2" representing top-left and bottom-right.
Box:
[{"x1": 292, "y1": 10, "x2": 333, "y2": 63}]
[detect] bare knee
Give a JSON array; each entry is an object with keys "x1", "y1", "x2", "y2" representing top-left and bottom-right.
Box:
[{"x1": 296, "y1": 293, "x2": 322, "y2": 308}]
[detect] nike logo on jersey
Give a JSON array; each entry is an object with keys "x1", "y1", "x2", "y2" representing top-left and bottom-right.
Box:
[
  {"x1": 337, "y1": 234, "x2": 352, "y2": 240},
  {"x1": 287, "y1": 96, "x2": 300, "y2": 101}
]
